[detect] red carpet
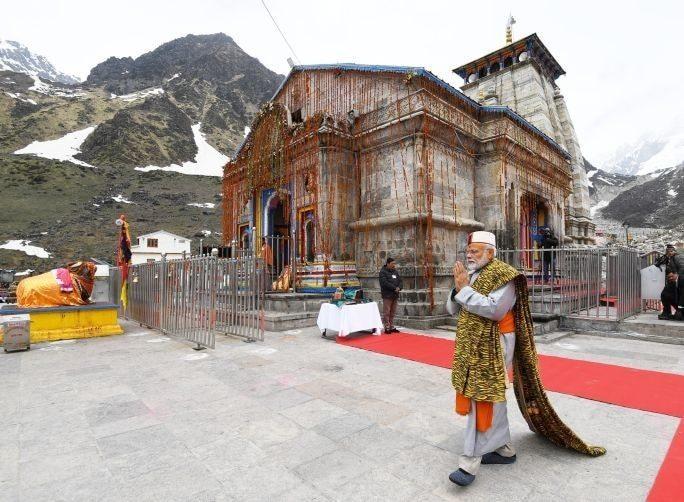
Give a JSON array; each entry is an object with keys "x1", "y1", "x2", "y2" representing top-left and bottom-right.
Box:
[
  {"x1": 649, "y1": 419, "x2": 684, "y2": 502},
  {"x1": 336, "y1": 331, "x2": 684, "y2": 500}
]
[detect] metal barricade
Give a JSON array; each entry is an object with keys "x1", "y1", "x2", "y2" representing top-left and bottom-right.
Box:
[
  {"x1": 123, "y1": 255, "x2": 264, "y2": 348},
  {"x1": 492, "y1": 247, "x2": 642, "y2": 320},
  {"x1": 215, "y1": 257, "x2": 265, "y2": 342},
  {"x1": 260, "y1": 235, "x2": 291, "y2": 292}
]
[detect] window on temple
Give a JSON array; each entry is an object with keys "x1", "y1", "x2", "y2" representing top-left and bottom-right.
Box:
[
  {"x1": 478, "y1": 67, "x2": 487, "y2": 79},
  {"x1": 489, "y1": 62, "x2": 501, "y2": 73},
  {"x1": 291, "y1": 108, "x2": 303, "y2": 123},
  {"x1": 503, "y1": 56, "x2": 513, "y2": 68}
]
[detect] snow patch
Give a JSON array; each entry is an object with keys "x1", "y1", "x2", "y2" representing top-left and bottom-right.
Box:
[
  {"x1": 111, "y1": 87, "x2": 164, "y2": 102},
  {"x1": 135, "y1": 123, "x2": 229, "y2": 177},
  {"x1": 587, "y1": 170, "x2": 598, "y2": 179},
  {"x1": 167, "y1": 73, "x2": 181, "y2": 82},
  {"x1": 27, "y1": 75, "x2": 84, "y2": 98},
  {"x1": 29, "y1": 75, "x2": 51, "y2": 93},
  {"x1": 595, "y1": 176, "x2": 615, "y2": 186},
  {"x1": 637, "y1": 133, "x2": 684, "y2": 175},
  {"x1": 668, "y1": 189, "x2": 678, "y2": 197},
  {"x1": 14, "y1": 269, "x2": 34, "y2": 277},
  {"x1": 200, "y1": 230, "x2": 212, "y2": 237},
  {"x1": 4, "y1": 92, "x2": 37, "y2": 105},
  {"x1": 112, "y1": 194, "x2": 134, "y2": 204},
  {"x1": 244, "y1": 126, "x2": 251, "y2": 137},
  {"x1": 0, "y1": 240, "x2": 50, "y2": 258},
  {"x1": 0, "y1": 40, "x2": 17, "y2": 50},
  {"x1": 590, "y1": 200, "x2": 609, "y2": 217},
  {"x1": 187, "y1": 202, "x2": 216, "y2": 209},
  {"x1": 14, "y1": 126, "x2": 95, "y2": 167}
]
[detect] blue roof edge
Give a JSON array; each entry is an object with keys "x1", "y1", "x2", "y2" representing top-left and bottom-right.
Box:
[{"x1": 232, "y1": 63, "x2": 569, "y2": 160}]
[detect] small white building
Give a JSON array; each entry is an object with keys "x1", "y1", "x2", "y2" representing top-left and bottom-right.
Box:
[{"x1": 130, "y1": 230, "x2": 192, "y2": 265}]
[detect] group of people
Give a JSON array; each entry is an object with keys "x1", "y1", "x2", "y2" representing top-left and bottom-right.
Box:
[
  {"x1": 378, "y1": 231, "x2": 604, "y2": 487},
  {"x1": 655, "y1": 244, "x2": 684, "y2": 320}
]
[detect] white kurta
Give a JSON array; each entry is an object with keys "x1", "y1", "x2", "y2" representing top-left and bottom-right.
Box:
[{"x1": 446, "y1": 268, "x2": 517, "y2": 475}]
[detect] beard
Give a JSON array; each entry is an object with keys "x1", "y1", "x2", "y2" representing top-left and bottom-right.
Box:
[{"x1": 466, "y1": 255, "x2": 491, "y2": 272}]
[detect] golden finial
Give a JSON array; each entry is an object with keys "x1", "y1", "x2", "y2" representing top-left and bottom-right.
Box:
[{"x1": 506, "y1": 14, "x2": 516, "y2": 44}]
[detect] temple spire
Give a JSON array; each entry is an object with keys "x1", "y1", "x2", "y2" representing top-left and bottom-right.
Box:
[{"x1": 506, "y1": 14, "x2": 516, "y2": 44}]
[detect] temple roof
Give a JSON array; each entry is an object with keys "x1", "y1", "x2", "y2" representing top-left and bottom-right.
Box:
[
  {"x1": 232, "y1": 63, "x2": 568, "y2": 160},
  {"x1": 270, "y1": 63, "x2": 481, "y2": 109},
  {"x1": 453, "y1": 33, "x2": 566, "y2": 82}
]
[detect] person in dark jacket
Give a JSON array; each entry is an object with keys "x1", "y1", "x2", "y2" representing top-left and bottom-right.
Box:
[
  {"x1": 379, "y1": 257, "x2": 402, "y2": 334},
  {"x1": 539, "y1": 227, "x2": 559, "y2": 284},
  {"x1": 655, "y1": 244, "x2": 684, "y2": 320}
]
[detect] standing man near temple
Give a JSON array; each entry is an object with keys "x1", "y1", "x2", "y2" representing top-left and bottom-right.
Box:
[
  {"x1": 446, "y1": 231, "x2": 604, "y2": 487},
  {"x1": 379, "y1": 257, "x2": 402, "y2": 334},
  {"x1": 540, "y1": 227, "x2": 559, "y2": 284},
  {"x1": 655, "y1": 244, "x2": 684, "y2": 320}
]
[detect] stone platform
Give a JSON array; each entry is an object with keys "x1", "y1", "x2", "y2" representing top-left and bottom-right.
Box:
[
  {"x1": 262, "y1": 293, "x2": 329, "y2": 331},
  {"x1": 0, "y1": 303, "x2": 123, "y2": 345},
  {"x1": 0, "y1": 319, "x2": 680, "y2": 500},
  {"x1": 562, "y1": 312, "x2": 684, "y2": 345}
]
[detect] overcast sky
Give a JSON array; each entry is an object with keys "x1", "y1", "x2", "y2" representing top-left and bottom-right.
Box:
[{"x1": 2, "y1": 0, "x2": 682, "y2": 164}]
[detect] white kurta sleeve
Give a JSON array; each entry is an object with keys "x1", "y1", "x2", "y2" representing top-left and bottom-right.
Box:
[
  {"x1": 446, "y1": 288, "x2": 460, "y2": 316},
  {"x1": 454, "y1": 281, "x2": 516, "y2": 321}
]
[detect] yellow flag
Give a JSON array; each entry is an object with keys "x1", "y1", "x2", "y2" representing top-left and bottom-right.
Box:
[{"x1": 120, "y1": 280, "x2": 128, "y2": 312}]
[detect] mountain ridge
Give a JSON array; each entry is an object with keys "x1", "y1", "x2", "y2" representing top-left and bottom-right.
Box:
[
  {"x1": 1, "y1": 33, "x2": 282, "y2": 271},
  {"x1": 0, "y1": 39, "x2": 79, "y2": 84}
]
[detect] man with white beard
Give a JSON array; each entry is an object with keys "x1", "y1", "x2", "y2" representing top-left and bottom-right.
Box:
[
  {"x1": 445, "y1": 231, "x2": 605, "y2": 487},
  {"x1": 446, "y1": 231, "x2": 517, "y2": 485}
]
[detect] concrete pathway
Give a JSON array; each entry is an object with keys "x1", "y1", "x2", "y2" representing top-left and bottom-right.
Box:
[{"x1": 1, "y1": 320, "x2": 681, "y2": 501}]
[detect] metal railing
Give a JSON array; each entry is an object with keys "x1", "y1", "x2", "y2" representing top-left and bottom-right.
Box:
[
  {"x1": 122, "y1": 255, "x2": 264, "y2": 347},
  {"x1": 229, "y1": 235, "x2": 292, "y2": 293},
  {"x1": 463, "y1": 247, "x2": 642, "y2": 321},
  {"x1": 262, "y1": 235, "x2": 291, "y2": 292}
]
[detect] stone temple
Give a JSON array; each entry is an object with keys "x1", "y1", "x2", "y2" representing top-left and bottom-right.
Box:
[{"x1": 222, "y1": 32, "x2": 594, "y2": 326}]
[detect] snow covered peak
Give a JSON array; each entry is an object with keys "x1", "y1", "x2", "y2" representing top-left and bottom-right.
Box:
[
  {"x1": 601, "y1": 131, "x2": 684, "y2": 176},
  {"x1": 0, "y1": 39, "x2": 79, "y2": 85}
]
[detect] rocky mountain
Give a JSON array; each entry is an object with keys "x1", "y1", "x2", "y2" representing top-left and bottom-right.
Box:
[
  {"x1": 0, "y1": 153, "x2": 224, "y2": 272},
  {"x1": 601, "y1": 132, "x2": 684, "y2": 176},
  {"x1": 0, "y1": 39, "x2": 79, "y2": 84},
  {"x1": 584, "y1": 158, "x2": 637, "y2": 217},
  {"x1": 602, "y1": 162, "x2": 684, "y2": 229},
  {"x1": 86, "y1": 33, "x2": 282, "y2": 155},
  {"x1": 585, "y1": 158, "x2": 634, "y2": 198},
  {"x1": 76, "y1": 94, "x2": 197, "y2": 168},
  {"x1": 0, "y1": 34, "x2": 282, "y2": 272}
]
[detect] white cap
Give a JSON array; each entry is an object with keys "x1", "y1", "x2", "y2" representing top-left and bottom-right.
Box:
[{"x1": 467, "y1": 231, "x2": 496, "y2": 247}]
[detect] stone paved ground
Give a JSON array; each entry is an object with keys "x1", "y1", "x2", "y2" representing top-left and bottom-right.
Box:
[{"x1": 1, "y1": 320, "x2": 682, "y2": 501}]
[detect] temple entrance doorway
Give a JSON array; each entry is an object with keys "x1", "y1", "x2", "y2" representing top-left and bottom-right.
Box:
[
  {"x1": 519, "y1": 193, "x2": 551, "y2": 270},
  {"x1": 262, "y1": 190, "x2": 291, "y2": 291}
]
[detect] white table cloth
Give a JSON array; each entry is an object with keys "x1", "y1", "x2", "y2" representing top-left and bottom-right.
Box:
[{"x1": 316, "y1": 302, "x2": 384, "y2": 337}]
